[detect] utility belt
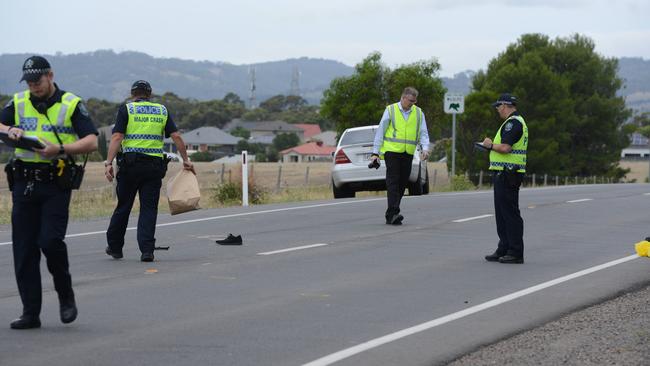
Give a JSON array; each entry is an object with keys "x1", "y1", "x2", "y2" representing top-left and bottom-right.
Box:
[
  {"x1": 116, "y1": 152, "x2": 170, "y2": 175},
  {"x1": 11, "y1": 162, "x2": 55, "y2": 182},
  {"x1": 5, "y1": 158, "x2": 86, "y2": 193}
]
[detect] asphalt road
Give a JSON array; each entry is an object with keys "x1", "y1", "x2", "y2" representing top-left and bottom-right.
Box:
[{"x1": 0, "y1": 184, "x2": 649, "y2": 366}]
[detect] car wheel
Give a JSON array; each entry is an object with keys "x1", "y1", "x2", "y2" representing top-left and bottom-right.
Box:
[
  {"x1": 333, "y1": 180, "x2": 355, "y2": 199},
  {"x1": 408, "y1": 167, "x2": 424, "y2": 196}
]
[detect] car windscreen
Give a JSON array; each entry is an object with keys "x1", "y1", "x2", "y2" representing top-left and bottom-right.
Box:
[{"x1": 340, "y1": 128, "x2": 377, "y2": 146}]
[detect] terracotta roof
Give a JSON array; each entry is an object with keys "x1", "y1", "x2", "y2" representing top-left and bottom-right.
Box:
[
  {"x1": 280, "y1": 141, "x2": 336, "y2": 156},
  {"x1": 295, "y1": 124, "x2": 322, "y2": 138}
]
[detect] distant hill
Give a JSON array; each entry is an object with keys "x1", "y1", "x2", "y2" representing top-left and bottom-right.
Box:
[
  {"x1": 618, "y1": 57, "x2": 650, "y2": 113},
  {"x1": 0, "y1": 51, "x2": 647, "y2": 112},
  {"x1": 0, "y1": 50, "x2": 354, "y2": 104}
]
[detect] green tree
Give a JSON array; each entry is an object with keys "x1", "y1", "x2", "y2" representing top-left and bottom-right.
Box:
[
  {"x1": 223, "y1": 92, "x2": 245, "y2": 107},
  {"x1": 320, "y1": 52, "x2": 447, "y2": 139},
  {"x1": 272, "y1": 133, "x2": 300, "y2": 151},
  {"x1": 629, "y1": 111, "x2": 650, "y2": 137},
  {"x1": 230, "y1": 126, "x2": 251, "y2": 139},
  {"x1": 458, "y1": 33, "x2": 630, "y2": 178}
]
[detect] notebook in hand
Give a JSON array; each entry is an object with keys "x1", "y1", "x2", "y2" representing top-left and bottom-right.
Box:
[{"x1": 0, "y1": 131, "x2": 46, "y2": 151}]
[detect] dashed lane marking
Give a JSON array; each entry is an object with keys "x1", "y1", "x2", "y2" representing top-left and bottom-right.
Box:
[
  {"x1": 257, "y1": 243, "x2": 329, "y2": 256},
  {"x1": 452, "y1": 214, "x2": 493, "y2": 223}
]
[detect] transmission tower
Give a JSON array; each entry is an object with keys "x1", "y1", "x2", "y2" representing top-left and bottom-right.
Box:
[
  {"x1": 289, "y1": 65, "x2": 301, "y2": 96},
  {"x1": 249, "y1": 66, "x2": 257, "y2": 109}
]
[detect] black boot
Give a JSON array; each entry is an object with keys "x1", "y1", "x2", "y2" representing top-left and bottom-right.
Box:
[
  {"x1": 10, "y1": 315, "x2": 41, "y2": 329},
  {"x1": 59, "y1": 293, "x2": 78, "y2": 324}
]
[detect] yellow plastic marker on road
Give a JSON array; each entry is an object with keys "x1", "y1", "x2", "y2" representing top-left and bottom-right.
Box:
[{"x1": 634, "y1": 240, "x2": 650, "y2": 257}]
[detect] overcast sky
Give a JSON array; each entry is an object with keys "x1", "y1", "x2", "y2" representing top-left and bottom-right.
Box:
[{"x1": 3, "y1": 0, "x2": 648, "y2": 76}]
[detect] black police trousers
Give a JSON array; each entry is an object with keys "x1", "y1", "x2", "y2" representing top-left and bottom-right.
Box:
[
  {"x1": 11, "y1": 179, "x2": 74, "y2": 318},
  {"x1": 106, "y1": 156, "x2": 164, "y2": 254},
  {"x1": 493, "y1": 171, "x2": 524, "y2": 258},
  {"x1": 384, "y1": 151, "x2": 413, "y2": 219}
]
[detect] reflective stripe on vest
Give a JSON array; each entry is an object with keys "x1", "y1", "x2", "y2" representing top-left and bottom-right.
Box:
[
  {"x1": 380, "y1": 103, "x2": 421, "y2": 155},
  {"x1": 489, "y1": 115, "x2": 528, "y2": 173},
  {"x1": 122, "y1": 101, "x2": 167, "y2": 157},
  {"x1": 13, "y1": 91, "x2": 80, "y2": 163}
]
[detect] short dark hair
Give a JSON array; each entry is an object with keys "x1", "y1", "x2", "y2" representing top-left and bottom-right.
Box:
[{"x1": 131, "y1": 80, "x2": 152, "y2": 96}]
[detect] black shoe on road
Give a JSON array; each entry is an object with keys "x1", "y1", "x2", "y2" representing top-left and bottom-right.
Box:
[
  {"x1": 140, "y1": 252, "x2": 154, "y2": 262},
  {"x1": 386, "y1": 214, "x2": 404, "y2": 225},
  {"x1": 10, "y1": 316, "x2": 41, "y2": 330},
  {"x1": 484, "y1": 252, "x2": 503, "y2": 262},
  {"x1": 216, "y1": 234, "x2": 243, "y2": 245},
  {"x1": 498, "y1": 255, "x2": 524, "y2": 264},
  {"x1": 105, "y1": 247, "x2": 123, "y2": 259}
]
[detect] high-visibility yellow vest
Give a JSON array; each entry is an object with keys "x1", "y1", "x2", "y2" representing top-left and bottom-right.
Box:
[
  {"x1": 13, "y1": 91, "x2": 80, "y2": 163},
  {"x1": 121, "y1": 101, "x2": 167, "y2": 157},
  {"x1": 489, "y1": 114, "x2": 528, "y2": 173},
  {"x1": 380, "y1": 103, "x2": 422, "y2": 156}
]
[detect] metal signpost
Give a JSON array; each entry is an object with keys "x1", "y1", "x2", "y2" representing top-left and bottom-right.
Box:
[
  {"x1": 444, "y1": 93, "x2": 465, "y2": 181},
  {"x1": 242, "y1": 150, "x2": 249, "y2": 207}
]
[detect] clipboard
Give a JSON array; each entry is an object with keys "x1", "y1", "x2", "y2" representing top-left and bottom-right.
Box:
[
  {"x1": 474, "y1": 142, "x2": 490, "y2": 152},
  {"x1": 0, "y1": 131, "x2": 46, "y2": 151}
]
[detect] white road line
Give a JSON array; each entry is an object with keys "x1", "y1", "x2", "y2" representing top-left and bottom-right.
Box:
[
  {"x1": 257, "y1": 243, "x2": 328, "y2": 256},
  {"x1": 644, "y1": 193, "x2": 650, "y2": 196},
  {"x1": 452, "y1": 214, "x2": 493, "y2": 223},
  {"x1": 566, "y1": 198, "x2": 593, "y2": 203},
  {"x1": 0, "y1": 198, "x2": 386, "y2": 247},
  {"x1": 303, "y1": 254, "x2": 639, "y2": 366}
]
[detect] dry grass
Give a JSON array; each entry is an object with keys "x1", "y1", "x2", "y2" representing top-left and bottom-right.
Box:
[{"x1": 0, "y1": 160, "x2": 642, "y2": 225}]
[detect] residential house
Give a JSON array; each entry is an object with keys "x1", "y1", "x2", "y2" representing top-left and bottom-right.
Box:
[
  {"x1": 224, "y1": 119, "x2": 304, "y2": 142},
  {"x1": 279, "y1": 141, "x2": 336, "y2": 163},
  {"x1": 164, "y1": 126, "x2": 241, "y2": 155},
  {"x1": 621, "y1": 132, "x2": 650, "y2": 159},
  {"x1": 294, "y1": 123, "x2": 321, "y2": 142},
  {"x1": 310, "y1": 131, "x2": 337, "y2": 146}
]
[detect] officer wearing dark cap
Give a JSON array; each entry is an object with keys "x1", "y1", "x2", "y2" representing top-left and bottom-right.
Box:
[
  {"x1": 0, "y1": 56, "x2": 99, "y2": 329},
  {"x1": 104, "y1": 80, "x2": 194, "y2": 262},
  {"x1": 482, "y1": 93, "x2": 528, "y2": 264}
]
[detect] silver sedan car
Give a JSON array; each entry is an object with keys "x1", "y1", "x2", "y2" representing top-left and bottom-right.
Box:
[{"x1": 331, "y1": 125, "x2": 429, "y2": 199}]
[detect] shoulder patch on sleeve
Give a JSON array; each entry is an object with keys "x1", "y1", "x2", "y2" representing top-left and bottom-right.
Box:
[
  {"x1": 504, "y1": 122, "x2": 513, "y2": 132},
  {"x1": 78, "y1": 102, "x2": 90, "y2": 117}
]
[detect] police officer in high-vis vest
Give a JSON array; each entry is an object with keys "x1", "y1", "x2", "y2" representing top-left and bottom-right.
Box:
[
  {"x1": 371, "y1": 87, "x2": 430, "y2": 225},
  {"x1": 104, "y1": 80, "x2": 194, "y2": 262},
  {"x1": 0, "y1": 56, "x2": 99, "y2": 329},
  {"x1": 482, "y1": 93, "x2": 528, "y2": 264}
]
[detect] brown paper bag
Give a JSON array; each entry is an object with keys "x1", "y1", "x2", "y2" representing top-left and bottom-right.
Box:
[{"x1": 166, "y1": 169, "x2": 200, "y2": 215}]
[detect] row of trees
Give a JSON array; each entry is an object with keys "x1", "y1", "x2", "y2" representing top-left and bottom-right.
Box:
[
  {"x1": 321, "y1": 33, "x2": 635, "y2": 179},
  {"x1": 0, "y1": 92, "x2": 333, "y2": 132}
]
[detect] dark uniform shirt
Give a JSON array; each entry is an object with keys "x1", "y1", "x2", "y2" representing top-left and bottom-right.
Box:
[
  {"x1": 499, "y1": 111, "x2": 523, "y2": 146},
  {"x1": 0, "y1": 84, "x2": 98, "y2": 138},
  {"x1": 112, "y1": 98, "x2": 178, "y2": 137}
]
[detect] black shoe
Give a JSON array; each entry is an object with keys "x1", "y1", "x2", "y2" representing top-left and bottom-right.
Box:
[
  {"x1": 499, "y1": 255, "x2": 524, "y2": 264},
  {"x1": 10, "y1": 316, "x2": 41, "y2": 330},
  {"x1": 216, "y1": 234, "x2": 242, "y2": 245},
  {"x1": 105, "y1": 246, "x2": 123, "y2": 259},
  {"x1": 140, "y1": 252, "x2": 154, "y2": 262},
  {"x1": 484, "y1": 251, "x2": 504, "y2": 262},
  {"x1": 645, "y1": 237, "x2": 650, "y2": 242},
  {"x1": 386, "y1": 214, "x2": 404, "y2": 225},
  {"x1": 59, "y1": 294, "x2": 77, "y2": 324}
]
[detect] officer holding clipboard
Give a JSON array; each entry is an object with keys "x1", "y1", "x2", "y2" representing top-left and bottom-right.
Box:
[{"x1": 0, "y1": 56, "x2": 98, "y2": 329}]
